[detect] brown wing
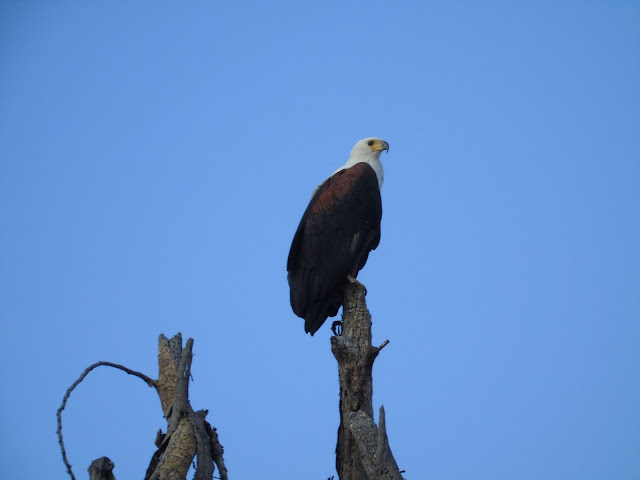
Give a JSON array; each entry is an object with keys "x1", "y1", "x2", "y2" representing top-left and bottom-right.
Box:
[{"x1": 287, "y1": 162, "x2": 382, "y2": 335}]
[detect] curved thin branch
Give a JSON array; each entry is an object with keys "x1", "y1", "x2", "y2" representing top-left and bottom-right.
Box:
[{"x1": 57, "y1": 361, "x2": 156, "y2": 480}]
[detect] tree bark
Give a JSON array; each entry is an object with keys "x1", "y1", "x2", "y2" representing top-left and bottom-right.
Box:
[
  {"x1": 88, "y1": 457, "x2": 115, "y2": 480},
  {"x1": 145, "y1": 334, "x2": 228, "y2": 480},
  {"x1": 331, "y1": 283, "x2": 403, "y2": 480}
]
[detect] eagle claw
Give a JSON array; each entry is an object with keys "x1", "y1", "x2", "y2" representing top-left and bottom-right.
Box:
[
  {"x1": 331, "y1": 321, "x2": 343, "y2": 336},
  {"x1": 347, "y1": 275, "x2": 368, "y2": 295}
]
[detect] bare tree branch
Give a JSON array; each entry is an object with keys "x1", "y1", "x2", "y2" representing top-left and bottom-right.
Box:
[
  {"x1": 204, "y1": 419, "x2": 228, "y2": 480},
  {"x1": 57, "y1": 362, "x2": 155, "y2": 480},
  {"x1": 58, "y1": 334, "x2": 227, "y2": 480}
]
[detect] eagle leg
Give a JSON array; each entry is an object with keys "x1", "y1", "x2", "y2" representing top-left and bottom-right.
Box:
[
  {"x1": 331, "y1": 320, "x2": 343, "y2": 336},
  {"x1": 347, "y1": 275, "x2": 368, "y2": 295}
]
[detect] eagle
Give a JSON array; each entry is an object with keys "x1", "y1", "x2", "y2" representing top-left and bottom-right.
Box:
[{"x1": 287, "y1": 137, "x2": 389, "y2": 335}]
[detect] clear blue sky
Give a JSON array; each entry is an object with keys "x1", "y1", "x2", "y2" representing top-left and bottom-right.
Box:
[{"x1": 1, "y1": 2, "x2": 638, "y2": 479}]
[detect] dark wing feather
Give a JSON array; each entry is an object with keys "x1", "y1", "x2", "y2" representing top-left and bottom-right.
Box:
[{"x1": 287, "y1": 162, "x2": 382, "y2": 335}]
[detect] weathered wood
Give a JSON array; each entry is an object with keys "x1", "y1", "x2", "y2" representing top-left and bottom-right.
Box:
[
  {"x1": 156, "y1": 333, "x2": 185, "y2": 416},
  {"x1": 57, "y1": 333, "x2": 227, "y2": 480},
  {"x1": 145, "y1": 334, "x2": 228, "y2": 480},
  {"x1": 331, "y1": 283, "x2": 403, "y2": 480},
  {"x1": 88, "y1": 457, "x2": 115, "y2": 480},
  {"x1": 148, "y1": 417, "x2": 197, "y2": 480}
]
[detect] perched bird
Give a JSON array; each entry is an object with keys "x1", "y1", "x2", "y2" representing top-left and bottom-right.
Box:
[{"x1": 287, "y1": 137, "x2": 388, "y2": 335}]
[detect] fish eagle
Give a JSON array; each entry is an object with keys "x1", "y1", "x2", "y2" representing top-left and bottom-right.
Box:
[{"x1": 287, "y1": 137, "x2": 389, "y2": 335}]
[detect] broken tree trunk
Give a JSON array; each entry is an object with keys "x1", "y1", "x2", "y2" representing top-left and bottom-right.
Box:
[
  {"x1": 145, "y1": 334, "x2": 228, "y2": 480},
  {"x1": 331, "y1": 283, "x2": 403, "y2": 480}
]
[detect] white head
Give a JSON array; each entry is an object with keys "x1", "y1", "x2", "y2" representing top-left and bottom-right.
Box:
[
  {"x1": 349, "y1": 137, "x2": 390, "y2": 159},
  {"x1": 317, "y1": 137, "x2": 389, "y2": 196},
  {"x1": 344, "y1": 137, "x2": 389, "y2": 189}
]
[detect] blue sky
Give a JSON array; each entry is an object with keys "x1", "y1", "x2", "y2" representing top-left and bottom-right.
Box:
[{"x1": 1, "y1": 2, "x2": 639, "y2": 479}]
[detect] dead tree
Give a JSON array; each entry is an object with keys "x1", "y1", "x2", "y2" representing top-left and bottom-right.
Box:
[
  {"x1": 58, "y1": 290, "x2": 402, "y2": 480},
  {"x1": 57, "y1": 334, "x2": 227, "y2": 480},
  {"x1": 331, "y1": 283, "x2": 403, "y2": 480}
]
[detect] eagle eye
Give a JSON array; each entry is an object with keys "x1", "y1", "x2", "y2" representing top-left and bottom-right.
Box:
[{"x1": 367, "y1": 140, "x2": 374, "y2": 146}]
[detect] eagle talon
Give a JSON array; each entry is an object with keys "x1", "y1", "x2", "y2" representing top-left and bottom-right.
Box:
[
  {"x1": 331, "y1": 321, "x2": 343, "y2": 336},
  {"x1": 347, "y1": 275, "x2": 368, "y2": 295}
]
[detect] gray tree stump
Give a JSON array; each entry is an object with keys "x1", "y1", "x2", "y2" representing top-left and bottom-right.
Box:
[{"x1": 331, "y1": 283, "x2": 403, "y2": 480}]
